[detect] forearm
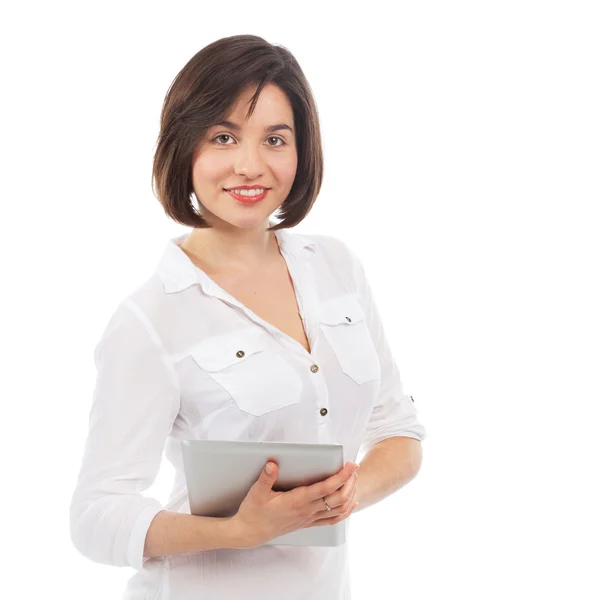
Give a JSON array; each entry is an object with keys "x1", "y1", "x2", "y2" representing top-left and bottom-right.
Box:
[
  {"x1": 354, "y1": 436, "x2": 423, "y2": 512},
  {"x1": 143, "y1": 510, "x2": 243, "y2": 558}
]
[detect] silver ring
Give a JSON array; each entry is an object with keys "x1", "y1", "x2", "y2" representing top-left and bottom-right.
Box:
[{"x1": 323, "y1": 498, "x2": 332, "y2": 511}]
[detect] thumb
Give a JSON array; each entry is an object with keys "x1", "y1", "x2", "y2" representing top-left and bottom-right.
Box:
[{"x1": 258, "y1": 461, "x2": 278, "y2": 488}]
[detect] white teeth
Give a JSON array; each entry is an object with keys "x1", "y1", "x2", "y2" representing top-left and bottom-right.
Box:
[{"x1": 228, "y1": 188, "x2": 265, "y2": 197}]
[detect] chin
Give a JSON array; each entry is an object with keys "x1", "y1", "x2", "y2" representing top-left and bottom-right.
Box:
[
  {"x1": 215, "y1": 213, "x2": 271, "y2": 230},
  {"x1": 201, "y1": 197, "x2": 281, "y2": 229}
]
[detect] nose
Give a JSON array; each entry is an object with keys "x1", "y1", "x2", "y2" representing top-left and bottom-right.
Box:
[{"x1": 233, "y1": 143, "x2": 265, "y2": 179}]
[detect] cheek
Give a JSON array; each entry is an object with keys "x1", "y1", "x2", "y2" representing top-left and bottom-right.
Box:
[
  {"x1": 275, "y1": 154, "x2": 298, "y2": 185},
  {"x1": 193, "y1": 154, "x2": 229, "y2": 184}
]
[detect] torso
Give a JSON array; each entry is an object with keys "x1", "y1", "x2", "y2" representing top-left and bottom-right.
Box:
[{"x1": 179, "y1": 239, "x2": 311, "y2": 354}]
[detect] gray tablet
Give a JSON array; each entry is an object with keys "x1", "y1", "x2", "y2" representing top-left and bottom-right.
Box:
[{"x1": 181, "y1": 439, "x2": 347, "y2": 547}]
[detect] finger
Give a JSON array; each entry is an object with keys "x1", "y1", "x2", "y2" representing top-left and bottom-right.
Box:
[
  {"x1": 339, "y1": 470, "x2": 358, "y2": 498},
  {"x1": 334, "y1": 473, "x2": 357, "y2": 510},
  {"x1": 312, "y1": 471, "x2": 357, "y2": 512},
  {"x1": 336, "y1": 484, "x2": 357, "y2": 514},
  {"x1": 255, "y1": 461, "x2": 279, "y2": 494},
  {"x1": 305, "y1": 462, "x2": 359, "y2": 503},
  {"x1": 311, "y1": 483, "x2": 357, "y2": 517},
  {"x1": 331, "y1": 471, "x2": 353, "y2": 499},
  {"x1": 335, "y1": 470, "x2": 357, "y2": 493},
  {"x1": 308, "y1": 497, "x2": 359, "y2": 527}
]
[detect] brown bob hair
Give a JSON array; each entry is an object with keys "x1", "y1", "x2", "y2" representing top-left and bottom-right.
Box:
[{"x1": 151, "y1": 35, "x2": 324, "y2": 231}]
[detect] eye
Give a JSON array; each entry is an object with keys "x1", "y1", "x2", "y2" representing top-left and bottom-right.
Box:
[
  {"x1": 211, "y1": 134, "x2": 287, "y2": 147},
  {"x1": 214, "y1": 134, "x2": 234, "y2": 145},
  {"x1": 266, "y1": 136, "x2": 286, "y2": 147}
]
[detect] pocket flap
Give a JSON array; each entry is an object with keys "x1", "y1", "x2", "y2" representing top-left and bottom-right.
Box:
[
  {"x1": 191, "y1": 328, "x2": 266, "y2": 372},
  {"x1": 319, "y1": 293, "x2": 366, "y2": 326}
]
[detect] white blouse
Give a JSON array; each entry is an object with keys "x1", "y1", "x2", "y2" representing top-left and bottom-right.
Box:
[{"x1": 69, "y1": 226, "x2": 427, "y2": 600}]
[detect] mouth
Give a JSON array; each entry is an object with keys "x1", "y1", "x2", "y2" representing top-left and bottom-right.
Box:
[{"x1": 224, "y1": 188, "x2": 270, "y2": 204}]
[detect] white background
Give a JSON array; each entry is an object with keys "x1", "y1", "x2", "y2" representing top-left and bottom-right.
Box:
[{"x1": 2, "y1": 1, "x2": 599, "y2": 598}]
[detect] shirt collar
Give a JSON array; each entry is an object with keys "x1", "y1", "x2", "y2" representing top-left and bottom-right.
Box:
[{"x1": 155, "y1": 227, "x2": 317, "y2": 295}]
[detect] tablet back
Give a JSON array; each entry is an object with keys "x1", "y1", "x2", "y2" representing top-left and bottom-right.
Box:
[{"x1": 181, "y1": 439, "x2": 347, "y2": 547}]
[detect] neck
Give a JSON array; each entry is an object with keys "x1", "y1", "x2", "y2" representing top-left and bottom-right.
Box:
[{"x1": 179, "y1": 223, "x2": 280, "y2": 275}]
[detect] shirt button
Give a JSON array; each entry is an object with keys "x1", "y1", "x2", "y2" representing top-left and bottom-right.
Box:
[
  {"x1": 320, "y1": 408, "x2": 328, "y2": 416},
  {"x1": 410, "y1": 395, "x2": 414, "y2": 402},
  {"x1": 310, "y1": 364, "x2": 319, "y2": 373},
  {"x1": 236, "y1": 350, "x2": 245, "y2": 358},
  {"x1": 345, "y1": 316, "x2": 352, "y2": 322}
]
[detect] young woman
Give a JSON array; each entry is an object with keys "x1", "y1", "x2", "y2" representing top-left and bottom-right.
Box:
[{"x1": 69, "y1": 34, "x2": 427, "y2": 599}]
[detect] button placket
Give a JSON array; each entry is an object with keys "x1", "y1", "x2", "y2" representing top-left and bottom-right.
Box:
[
  {"x1": 308, "y1": 362, "x2": 330, "y2": 423},
  {"x1": 315, "y1": 367, "x2": 332, "y2": 441}
]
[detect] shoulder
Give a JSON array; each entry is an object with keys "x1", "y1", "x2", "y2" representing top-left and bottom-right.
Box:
[
  {"x1": 291, "y1": 232, "x2": 367, "y2": 296},
  {"x1": 95, "y1": 274, "x2": 172, "y2": 352},
  {"x1": 293, "y1": 232, "x2": 361, "y2": 266}
]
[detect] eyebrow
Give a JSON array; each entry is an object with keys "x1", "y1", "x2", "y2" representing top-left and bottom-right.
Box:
[{"x1": 212, "y1": 120, "x2": 294, "y2": 135}]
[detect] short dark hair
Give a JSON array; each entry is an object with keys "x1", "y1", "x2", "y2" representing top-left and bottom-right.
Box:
[{"x1": 151, "y1": 35, "x2": 324, "y2": 231}]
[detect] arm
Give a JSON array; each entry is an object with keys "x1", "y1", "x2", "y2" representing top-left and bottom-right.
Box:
[
  {"x1": 69, "y1": 299, "x2": 178, "y2": 571},
  {"x1": 69, "y1": 299, "x2": 242, "y2": 572},
  {"x1": 342, "y1": 240, "x2": 427, "y2": 510},
  {"x1": 143, "y1": 511, "x2": 245, "y2": 557},
  {"x1": 354, "y1": 436, "x2": 423, "y2": 512}
]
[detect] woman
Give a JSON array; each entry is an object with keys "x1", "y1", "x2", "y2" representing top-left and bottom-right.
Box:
[{"x1": 69, "y1": 34, "x2": 427, "y2": 599}]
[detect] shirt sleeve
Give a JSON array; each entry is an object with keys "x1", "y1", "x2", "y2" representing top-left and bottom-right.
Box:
[
  {"x1": 69, "y1": 298, "x2": 181, "y2": 572},
  {"x1": 343, "y1": 243, "x2": 427, "y2": 455}
]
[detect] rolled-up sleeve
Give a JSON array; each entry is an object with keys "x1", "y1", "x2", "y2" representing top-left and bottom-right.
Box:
[
  {"x1": 344, "y1": 244, "x2": 427, "y2": 455},
  {"x1": 69, "y1": 298, "x2": 180, "y2": 572}
]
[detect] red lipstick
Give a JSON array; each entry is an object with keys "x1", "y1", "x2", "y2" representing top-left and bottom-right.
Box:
[{"x1": 225, "y1": 189, "x2": 269, "y2": 204}]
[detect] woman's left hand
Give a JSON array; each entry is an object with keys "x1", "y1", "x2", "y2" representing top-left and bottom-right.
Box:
[{"x1": 303, "y1": 469, "x2": 360, "y2": 527}]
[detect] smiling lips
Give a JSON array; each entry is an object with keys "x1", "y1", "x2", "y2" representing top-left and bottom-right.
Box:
[{"x1": 225, "y1": 188, "x2": 269, "y2": 203}]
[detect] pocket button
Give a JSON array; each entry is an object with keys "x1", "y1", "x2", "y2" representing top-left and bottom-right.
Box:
[{"x1": 190, "y1": 330, "x2": 303, "y2": 416}]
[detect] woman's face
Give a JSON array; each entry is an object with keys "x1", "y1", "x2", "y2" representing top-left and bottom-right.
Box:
[{"x1": 191, "y1": 83, "x2": 298, "y2": 231}]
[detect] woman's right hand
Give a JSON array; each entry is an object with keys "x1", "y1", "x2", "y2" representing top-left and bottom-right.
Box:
[{"x1": 230, "y1": 460, "x2": 360, "y2": 549}]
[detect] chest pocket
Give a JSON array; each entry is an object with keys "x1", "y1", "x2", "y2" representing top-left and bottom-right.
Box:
[
  {"x1": 319, "y1": 293, "x2": 381, "y2": 385},
  {"x1": 190, "y1": 328, "x2": 303, "y2": 417}
]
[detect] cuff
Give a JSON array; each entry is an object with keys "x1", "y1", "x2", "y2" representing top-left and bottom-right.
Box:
[{"x1": 127, "y1": 504, "x2": 166, "y2": 572}]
